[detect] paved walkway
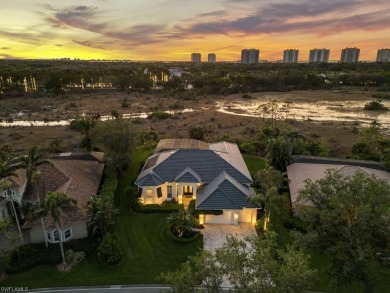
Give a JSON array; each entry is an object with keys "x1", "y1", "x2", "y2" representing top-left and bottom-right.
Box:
[{"x1": 202, "y1": 223, "x2": 256, "y2": 252}]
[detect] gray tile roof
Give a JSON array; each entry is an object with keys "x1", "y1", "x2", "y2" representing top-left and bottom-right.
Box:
[
  {"x1": 196, "y1": 171, "x2": 256, "y2": 210},
  {"x1": 136, "y1": 148, "x2": 252, "y2": 186},
  {"x1": 135, "y1": 172, "x2": 164, "y2": 186},
  {"x1": 175, "y1": 167, "x2": 201, "y2": 183}
]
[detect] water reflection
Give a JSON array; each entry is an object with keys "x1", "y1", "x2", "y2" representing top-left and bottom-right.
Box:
[
  {"x1": 1, "y1": 98, "x2": 390, "y2": 129},
  {"x1": 216, "y1": 99, "x2": 390, "y2": 129}
]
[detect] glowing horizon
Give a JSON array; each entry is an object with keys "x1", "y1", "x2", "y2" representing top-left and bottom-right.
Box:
[{"x1": 1, "y1": 0, "x2": 389, "y2": 62}]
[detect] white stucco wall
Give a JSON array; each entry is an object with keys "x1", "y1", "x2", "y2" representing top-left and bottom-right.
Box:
[
  {"x1": 204, "y1": 209, "x2": 257, "y2": 224},
  {"x1": 140, "y1": 182, "x2": 199, "y2": 204},
  {"x1": 29, "y1": 221, "x2": 88, "y2": 243}
]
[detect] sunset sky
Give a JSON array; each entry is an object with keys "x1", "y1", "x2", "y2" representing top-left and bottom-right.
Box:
[{"x1": 1, "y1": 0, "x2": 389, "y2": 61}]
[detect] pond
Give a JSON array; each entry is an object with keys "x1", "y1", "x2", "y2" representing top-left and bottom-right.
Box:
[{"x1": 1, "y1": 97, "x2": 389, "y2": 130}]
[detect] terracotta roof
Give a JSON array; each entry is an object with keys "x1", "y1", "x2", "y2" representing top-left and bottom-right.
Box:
[
  {"x1": 22, "y1": 158, "x2": 104, "y2": 229},
  {"x1": 52, "y1": 160, "x2": 104, "y2": 208},
  {"x1": 0, "y1": 168, "x2": 26, "y2": 189},
  {"x1": 24, "y1": 207, "x2": 86, "y2": 229},
  {"x1": 22, "y1": 164, "x2": 69, "y2": 202}
]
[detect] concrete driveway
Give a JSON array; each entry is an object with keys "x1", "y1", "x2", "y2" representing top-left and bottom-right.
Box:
[{"x1": 202, "y1": 223, "x2": 256, "y2": 251}]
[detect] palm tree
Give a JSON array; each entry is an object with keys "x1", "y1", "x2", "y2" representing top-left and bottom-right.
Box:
[
  {"x1": 38, "y1": 192, "x2": 77, "y2": 269},
  {"x1": 19, "y1": 145, "x2": 52, "y2": 248},
  {"x1": 0, "y1": 155, "x2": 24, "y2": 244},
  {"x1": 86, "y1": 196, "x2": 118, "y2": 238},
  {"x1": 167, "y1": 209, "x2": 197, "y2": 238},
  {"x1": 252, "y1": 166, "x2": 285, "y2": 231}
]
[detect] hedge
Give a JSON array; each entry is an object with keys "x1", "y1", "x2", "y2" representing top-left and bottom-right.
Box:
[
  {"x1": 6, "y1": 237, "x2": 98, "y2": 274},
  {"x1": 166, "y1": 225, "x2": 202, "y2": 244},
  {"x1": 98, "y1": 164, "x2": 117, "y2": 199},
  {"x1": 139, "y1": 202, "x2": 183, "y2": 214}
]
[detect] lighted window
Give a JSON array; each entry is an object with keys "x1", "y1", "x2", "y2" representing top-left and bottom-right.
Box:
[
  {"x1": 64, "y1": 228, "x2": 72, "y2": 241},
  {"x1": 167, "y1": 186, "x2": 172, "y2": 198},
  {"x1": 146, "y1": 189, "x2": 153, "y2": 197},
  {"x1": 183, "y1": 186, "x2": 193, "y2": 195}
]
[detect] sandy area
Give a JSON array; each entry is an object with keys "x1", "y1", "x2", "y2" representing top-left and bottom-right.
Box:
[{"x1": 0, "y1": 89, "x2": 375, "y2": 155}]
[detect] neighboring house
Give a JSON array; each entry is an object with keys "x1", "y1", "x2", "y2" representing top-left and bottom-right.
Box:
[
  {"x1": 0, "y1": 152, "x2": 104, "y2": 244},
  {"x1": 135, "y1": 139, "x2": 259, "y2": 225},
  {"x1": 287, "y1": 155, "x2": 390, "y2": 211}
]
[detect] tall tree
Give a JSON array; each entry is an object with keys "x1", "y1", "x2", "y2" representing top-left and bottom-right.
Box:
[
  {"x1": 86, "y1": 196, "x2": 118, "y2": 238},
  {"x1": 19, "y1": 145, "x2": 52, "y2": 247},
  {"x1": 91, "y1": 118, "x2": 135, "y2": 174},
  {"x1": 252, "y1": 166, "x2": 285, "y2": 231},
  {"x1": 38, "y1": 192, "x2": 77, "y2": 269},
  {"x1": 296, "y1": 170, "x2": 390, "y2": 291},
  {"x1": 69, "y1": 117, "x2": 97, "y2": 151},
  {"x1": 0, "y1": 154, "x2": 23, "y2": 244},
  {"x1": 161, "y1": 232, "x2": 315, "y2": 293},
  {"x1": 265, "y1": 136, "x2": 291, "y2": 171}
]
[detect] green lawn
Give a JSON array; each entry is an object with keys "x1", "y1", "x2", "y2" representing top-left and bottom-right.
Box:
[
  {"x1": 2, "y1": 145, "x2": 202, "y2": 288},
  {"x1": 243, "y1": 154, "x2": 266, "y2": 174}
]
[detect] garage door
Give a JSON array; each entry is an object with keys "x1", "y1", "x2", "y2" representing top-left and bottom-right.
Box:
[{"x1": 204, "y1": 211, "x2": 233, "y2": 224}]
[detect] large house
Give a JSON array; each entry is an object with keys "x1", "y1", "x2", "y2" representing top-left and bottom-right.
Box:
[
  {"x1": 135, "y1": 139, "x2": 259, "y2": 225},
  {"x1": 0, "y1": 152, "x2": 104, "y2": 243},
  {"x1": 287, "y1": 155, "x2": 390, "y2": 211}
]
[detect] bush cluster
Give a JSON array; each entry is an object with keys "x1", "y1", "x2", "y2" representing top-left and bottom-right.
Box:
[
  {"x1": 139, "y1": 202, "x2": 183, "y2": 214},
  {"x1": 166, "y1": 225, "x2": 202, "y2": 244},
  {"x1": 99, "y1": 165, "x2": 118, "y2": 199},
  {"x1": 97, "y1": 233, "x2": 123, "y2": 265},
  {"x1": 6, "y1": 237, "x2": 97, "y2": 274},
  {"x1": 6, "y1": 244, "x2": 61, "y2": 273}
]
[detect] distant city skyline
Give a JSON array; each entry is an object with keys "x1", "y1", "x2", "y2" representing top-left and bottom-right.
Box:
[{"x1": 1, "y1": 0, "x2": 389, "y2": 61}]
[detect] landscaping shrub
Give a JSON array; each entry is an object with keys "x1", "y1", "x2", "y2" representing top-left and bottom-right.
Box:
[
  {"x1": 6, "y1": 243, "x2": 61, "y2": 273},
  {"x1": 6, "y1": 237, "x2": 98, "y2": 274},
  {"x1": 97, "y1": 233, "x2": 123, "y2": 265},
  {"x1": 99, "y1": 165, "x2": 117, "y2": 199},
  {"x1": 166, "y1": 225, "x2": 202, "y2": 244},
  {"x1": 65, "y1": 249, "x2": 86, "y2": 267},
  {"x1": 65, "y1": 237, "x2": 99, "y2": 256},
  {"x1": 125, "y1": 186, "x2": 141, "y2": 212},
  {"x1": 139, "y1": 202, "x2": 183, "y2": 214}
]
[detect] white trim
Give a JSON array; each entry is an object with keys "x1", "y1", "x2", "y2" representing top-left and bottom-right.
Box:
[{"x1": 64, "y1": 228, "x2": 73, "y2": 241}]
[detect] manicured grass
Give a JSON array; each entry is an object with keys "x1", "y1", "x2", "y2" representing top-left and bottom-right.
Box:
[
  {"x1": 3, "y1": 212, "x2": 202, "y2": 288},
  {"x1": 243, "y1": 154, "x2": 266, "y2": 174},
  {"x1": 2, "y1": 145, "x2": 203, "y2": 288}
]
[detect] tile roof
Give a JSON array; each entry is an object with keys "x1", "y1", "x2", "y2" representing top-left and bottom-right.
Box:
[
  {"x1": 175, "y1": 167, "x2": 201, "y2": 183},
  {"x1": 287, "y1": 158, "x2": 390, "y2": 207},
  {"x1": 136, "y1": 147, "x2": 252, "y2": 186},
  {"x1": 22, "y1": 156, "x2": 104, "y2": 229},
  {"x1": 155, "y1": 139, "x2": 209, "y2": 153},
  {"x1": 24, "y1": 208, "x2": 86, "y2": 229},
  {"x1": 0, "y1": 168, "x2": 26, "y2": 189},
  {"x1": 196, "y1": 171, "x2": 256, "y2": 210}
]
